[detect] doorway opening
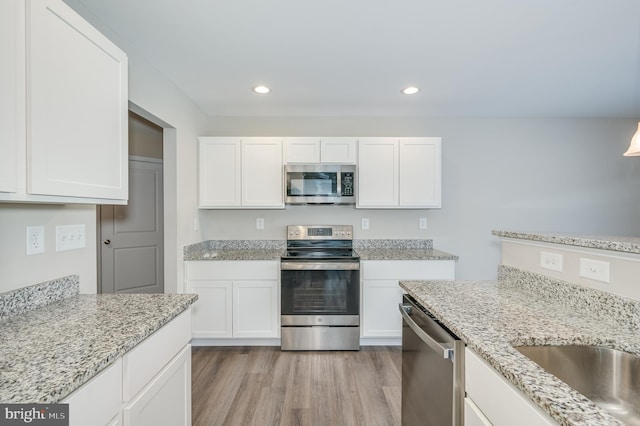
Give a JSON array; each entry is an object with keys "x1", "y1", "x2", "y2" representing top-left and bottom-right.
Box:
[{"x1": 97, "y1": 111, "x2": 164, "y2": 293}]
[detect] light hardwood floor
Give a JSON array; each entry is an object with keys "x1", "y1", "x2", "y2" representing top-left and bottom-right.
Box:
[{"x1": 192, "y1": 346, "x2": 401, "y2": 426}]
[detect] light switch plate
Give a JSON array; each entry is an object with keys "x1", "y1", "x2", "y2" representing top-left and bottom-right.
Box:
[
  {"x1": 56, "y1": 224, "x2": 86, "y2": 252},
  {"x1": 419, "y1": 218, "x2": 427, "y2": 229},
  {"x1": 361, "y1": 218, "x2": 369, "y2": 230}
]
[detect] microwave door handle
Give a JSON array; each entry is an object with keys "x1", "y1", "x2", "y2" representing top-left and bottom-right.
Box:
[{"x1": 337, "y1": 171, "x2": 342, "y2": 197}]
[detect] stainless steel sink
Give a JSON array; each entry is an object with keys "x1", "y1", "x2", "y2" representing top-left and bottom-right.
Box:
[{"x1": 513, "y1": 345, "x2": 640, "y2": 425}]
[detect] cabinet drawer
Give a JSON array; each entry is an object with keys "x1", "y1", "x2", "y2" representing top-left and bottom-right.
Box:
[
  {"x1": 362, "y1": 260, "x2": 454, "y2": 280},
  {"x1": 123, "y1": 309, "x2": 191, "y2": 401},
  {"x1": 185, "y1": 260, "x2": 278, "y2": 280},
  {"x1": 465, "y1": 348, "x2": 556, "y2": 426}
]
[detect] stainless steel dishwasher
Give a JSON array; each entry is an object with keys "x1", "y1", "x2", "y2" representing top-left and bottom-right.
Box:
[{"x1": 399, "y1": 294, "x2": 464, "y2": 426}]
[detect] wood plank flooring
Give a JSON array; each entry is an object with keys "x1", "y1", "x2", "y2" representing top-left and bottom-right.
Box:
[{"x1": 192, "y1": 346, "x2": 401, "y2": 426}]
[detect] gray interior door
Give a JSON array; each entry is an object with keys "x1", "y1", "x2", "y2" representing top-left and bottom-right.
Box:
[{"x1": 99, "y1": 158, "x2": 164, "y2": 293}]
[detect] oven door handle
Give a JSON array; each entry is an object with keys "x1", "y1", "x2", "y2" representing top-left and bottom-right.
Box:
[{"x1": 281, "y1": 261, "x2": 360, "y2": 271}]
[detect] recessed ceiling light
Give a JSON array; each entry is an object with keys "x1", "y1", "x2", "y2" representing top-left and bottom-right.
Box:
[
  {"x1": 253, "y1": 85, "x2": 271, "y2": 94},
  {"x1": 402, "y1": 86, "x2": 420, "y2": 95}
]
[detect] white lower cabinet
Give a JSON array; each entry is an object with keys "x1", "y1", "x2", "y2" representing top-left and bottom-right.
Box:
[
  {"x1": 185, "y1": 261, "x2": 279, "y2": 340},
  {"x1": 465, "y1": 348, "x2": 557, "y2": 426},
  {"x1": 63, "y1": 358, "x2": 122, "y2": 426},
  {"x1": 464, "y1": 398, "x2": 492, "y2": 426},
  {"x1": 361, "y1": 260, "x2": 455, "y2": 340},
  {"x1": 62, "y1": 309, "x2": 192, "y2": 426},
  {"x1": 123, "y1": 346, "x2": 191, "y2": 426}
]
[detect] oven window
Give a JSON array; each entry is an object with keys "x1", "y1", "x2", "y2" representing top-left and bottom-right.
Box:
[{"x1": 281, "y1": 269, "x2": 359, "y2": 315}]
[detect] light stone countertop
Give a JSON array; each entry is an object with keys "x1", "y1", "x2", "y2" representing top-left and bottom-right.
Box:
[
  {"x1": 0, "y1": 292, "x2": 197, "y2": 403},
  {"x1": 400, "y1": 266, "x2": 640, "y2": 426},
  {"x1": 493, "y1": 230, "x2": 640, "y2": 255},
  {"x1": 183, "y1": 239, "x2": 458, "y2": 261},
  {"x1": 355, "y1": 248, "x2": 458, "y2": 261}
]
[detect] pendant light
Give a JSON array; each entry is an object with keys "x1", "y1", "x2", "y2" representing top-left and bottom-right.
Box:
[{"x1": 623, "y1": 122, "x2": 640, "y2": 156}]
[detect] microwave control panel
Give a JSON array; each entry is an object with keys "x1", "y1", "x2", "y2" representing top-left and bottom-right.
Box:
[{"x1": 341, "y1": 172, "x2": 354, "y2": 196}]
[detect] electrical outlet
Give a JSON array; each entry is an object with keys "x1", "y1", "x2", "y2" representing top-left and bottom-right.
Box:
[
  {"x1": 361, "y1": 218, "x2": 369, "y2": 230},
  {"x1": 256, "y1": 218, "x2": 264, "y2": 230},
  {"x1": 419, "y1": 218, "x2": 427, "y2": 229},
  {"x1": 579, "y1": 258, "x2": 610, "y2": 283},
  {"x1": 26, "y1": 226, "x2": 45, "y2": 255},
  {"x1": 56, "y1": 224, "x2": 86, "y2": 252},
  {"x1": 540, "y1": 251, "x2": 563, "y2": 272}
]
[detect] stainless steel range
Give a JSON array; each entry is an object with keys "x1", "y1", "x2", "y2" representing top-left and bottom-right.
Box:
[{"x1": 280, "y1": 225, "x2": 360, "y2": 351}]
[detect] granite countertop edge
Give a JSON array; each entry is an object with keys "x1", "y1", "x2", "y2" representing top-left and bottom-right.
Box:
[
  {"x1": 183, "y1": 239, "x2": 458, "y2": 261},
  {"x1": 492, "y1": 230, "x2": 640, "y2": 255},
  {"x1": 355, "y1": 247, "x2": 458, "y2": 261},
  {"x1": 0, "y1": 293, "x2": 198, "y2": 404},
  {"x1": 399, "y1": 277, "x2": 638, "y2": 426}
]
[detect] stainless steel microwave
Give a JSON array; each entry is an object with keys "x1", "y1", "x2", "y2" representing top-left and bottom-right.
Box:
[{"x1": 284, "y1": 164, "x2": 355, "y2": 205}]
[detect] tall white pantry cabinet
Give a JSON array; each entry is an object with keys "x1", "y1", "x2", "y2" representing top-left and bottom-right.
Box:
[{"x1": 0, "y1": 0, "x2": 128, "y2": 204}]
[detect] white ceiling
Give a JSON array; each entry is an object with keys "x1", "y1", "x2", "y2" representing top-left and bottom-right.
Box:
[{"x1": 71, "y1": 0, "x2": 640, "y2": 118}]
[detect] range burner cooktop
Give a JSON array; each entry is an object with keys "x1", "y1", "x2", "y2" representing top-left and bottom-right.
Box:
[{"x1": 282, "y1": 225, "x2": 358, "y2": 261}]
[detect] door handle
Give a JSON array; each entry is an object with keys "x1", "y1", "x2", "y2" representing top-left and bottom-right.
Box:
[{"x1": 104, "y1": 239, "x2": 111, "y2": 245}]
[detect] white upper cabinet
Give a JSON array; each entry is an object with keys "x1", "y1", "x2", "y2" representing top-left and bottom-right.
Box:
[
  {"x1": 198, "y1": 137, "x2": 242, "y2": 207},
  {"x1": 241, "y1": 137, "x2": 284, "y2": 207},
  {"x1": 198, "y1": 137, "x2": 284, "y2": 209},
  {"x1": 284, "y1": 138, "x2": 320, "y2": 163},
  {"x1": 0, "y1": 0, "x2": 23, "y2": 194},
  {"x1": 284, "y1": 137, "x2": 356, "y2": 164},
  {"x1": 399, "y1": 138, "x2": 442, "y2": 208},
  {"x1": 357, "y1": 137, "x2": 441, "y2": 209},
  {"x1": 357, "y1": 138, "x2": 399, "y2": 207},
  {"x1": 0, "y1": 0, "x2": 129, "y2": 204}
]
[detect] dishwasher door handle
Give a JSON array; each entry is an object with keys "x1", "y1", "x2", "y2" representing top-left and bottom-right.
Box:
[{"x1": 399, "y1": 303, "x2": 454, "y2": 360}]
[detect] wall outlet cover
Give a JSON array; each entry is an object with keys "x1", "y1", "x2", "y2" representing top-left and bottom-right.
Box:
[
  {"x1": 540, "y1": 251, "x2": 563, "y2": 272},
  {"x1": 579, "y1": 258, "x2": 610, "y2": 283},
  {"x1": 26, "y1": 226, "x2": 45, "y2": 255}
]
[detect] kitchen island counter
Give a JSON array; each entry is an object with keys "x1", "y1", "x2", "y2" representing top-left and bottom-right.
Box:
[
  {"x1": 0, "y1": 279, "x2": 197, "y2": 404},
  {"x1": 492, "y1": 229, "x2": 640, "y2": 255},
  {"x1": 400, "y1": 266, "x2": 640, "y2": 426}
]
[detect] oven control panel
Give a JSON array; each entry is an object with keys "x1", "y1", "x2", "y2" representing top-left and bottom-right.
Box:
[{"x1": 287, "y1": 225, "x2": 353, "y2": 240}]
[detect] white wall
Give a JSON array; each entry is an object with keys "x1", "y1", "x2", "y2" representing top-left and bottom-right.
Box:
[
  {"x1": 0, "y1": 204, "x2": 97, "y2": 293},
  {"x1": 201, "y1": 117, "x2": 640, "y2": 280}
]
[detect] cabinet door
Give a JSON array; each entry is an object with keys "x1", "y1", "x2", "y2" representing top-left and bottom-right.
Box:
[
  {"x1": 63, "y1": 359, "x2": 122, "y2": 426},
  {"x1": 188, "y1": 281, "x2": 233, "y2": 338},
  {"x1": 357, "y1": 138, "x2": 398, "y2": 207},
  {"x1": 233, "y1": 280, "x2": 279, "y2": 338},
  {"x1": 284, "y1": 137, "x2": 320, "y2": 163},
  {"x1": 320, "y1": 138, "x2": 357, "y2": 163},
  {"x1": 399, "y1": 138, "x2": 442, "y2": 208},
  {"x1": 28, "y1": 0, "x2": 128, "y2": 201},
  {"x1": 362, "y1": 280, "x2": 404, "y2": 338},
  {"x1": 123, "y1": 345, "x2": 191, "y2": 426},
  {"x1": 241, "y1": 137, "x2": 284, "y2": 208},
  {"x1": 198, "y1": 137, "x2": 241, "y2": 207},
  {"x1": 0, "y1": 0, "x2": 23, "y2": 194},
  {"x1": 464, "y1": 398, "x2": 492, "y2": 426}
]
